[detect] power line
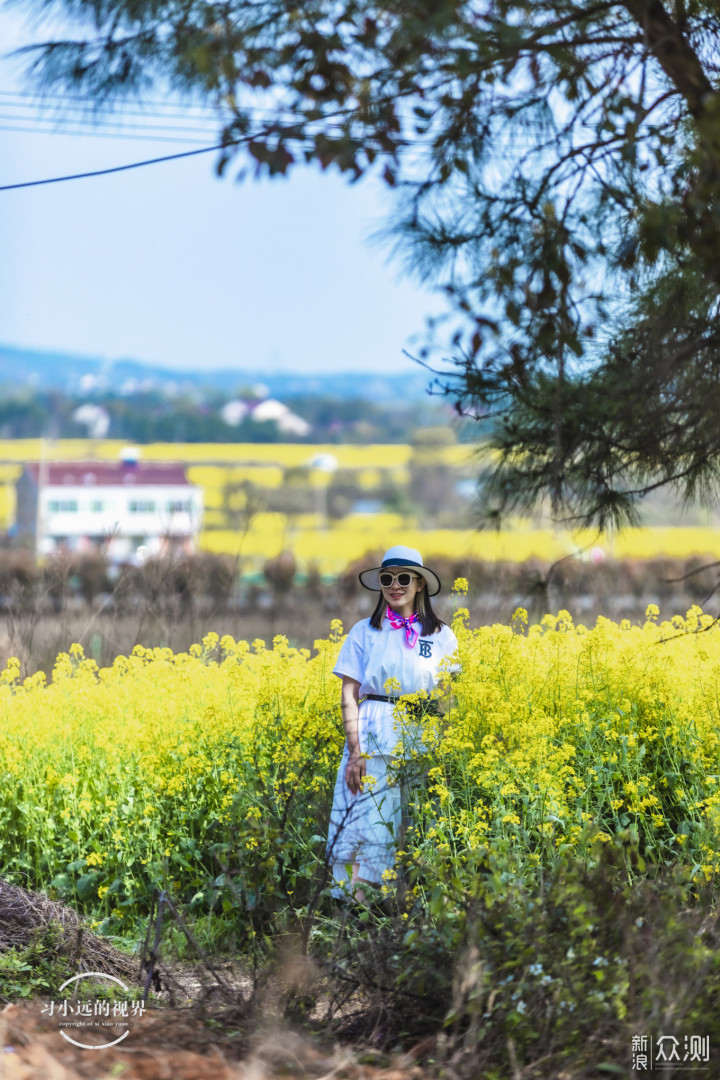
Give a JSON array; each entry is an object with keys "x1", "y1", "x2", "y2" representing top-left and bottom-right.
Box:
[
  {"x1": 0, "y1": 91, "x2": 259, "y2": 141},
  {"x1": 0, "y1": 85, "x2": 559, "y2": 147},
  {"x1": 0, "y1": 100, "x2": 347, "y2": 144},
  {"x1": 0, "y1": 88, "x2": 558, "y2": 192},
  {"x1": 0, "y1": 88, "x2": 221, "y2": 116},
  {"x1": 0, "y1": 133, "x2": 551, "y2": 191},
  {"x1": 0, "y1": 88, "x2": 323, "y2": 124},
  {"x1": 0, "y1": 131, "x2": 423, "y2": 191},
  {"x1": 0, "y1": 140, "x2": 236, "y2": 190},
  {"x1": 0, "y1": 106, "x2": 221, "y2": 135},
  {"x1": 0, "y1": 121, "x2": 211, "y2": 145},
  {"x1": 0, "y1": 104, "x2": 348, "y2": 143},
  {"x1": 0, "y1": 105, "x2": 543, "y2": 150},
  {"x1": 0, "y1": 91, "x2": 371, "y2": 147}
]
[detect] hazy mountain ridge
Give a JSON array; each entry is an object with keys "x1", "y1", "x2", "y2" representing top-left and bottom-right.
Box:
[{"x1": 0, "y1": 345, "x2": 434, "y2": 402}]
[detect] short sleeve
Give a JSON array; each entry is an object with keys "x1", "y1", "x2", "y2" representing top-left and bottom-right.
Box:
[
  {"x1": 332, "y1": 621, "x2": 367, "y2": 682},
  {"x1": 439, "y1": 626, "x2": 461, "y2": 674}
]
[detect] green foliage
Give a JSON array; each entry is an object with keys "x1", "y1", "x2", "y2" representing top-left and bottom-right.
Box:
[
  {"x1": 0, "y1": 925, "x2": 76, "y2": 999},
  {"x1": 317, "y1": 836, "x2": 720, "y2": 1076}
]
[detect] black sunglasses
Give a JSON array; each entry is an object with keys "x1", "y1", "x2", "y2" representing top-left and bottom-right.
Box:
[{"x1": 379, "y1": 571, "x2": 420, "y2": 587}]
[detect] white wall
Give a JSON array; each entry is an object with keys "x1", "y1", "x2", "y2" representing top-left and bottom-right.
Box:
[{"x1": 38, "y1": 484, "x2": 204, "y2": 539}]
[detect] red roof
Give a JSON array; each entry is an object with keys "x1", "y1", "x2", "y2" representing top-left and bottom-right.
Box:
[{"x1": 24, "y1": 462, "x2": 191, "y2": 487}]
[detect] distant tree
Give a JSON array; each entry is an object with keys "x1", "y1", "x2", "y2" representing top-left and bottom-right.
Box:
[
  {"x1": 0, "y1": 394, "x2": 47, "y2": 438},
  {"x1": 21, "y1": 1, "x2": 720, "y2": 525},
  {"x1": 263, "y1": 550, "x2": 297, "y2": 608}
]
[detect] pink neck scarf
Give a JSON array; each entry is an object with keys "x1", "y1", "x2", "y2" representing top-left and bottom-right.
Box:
[{"x1": 386, "y1": 605, "x2": 421, "y2": 648}]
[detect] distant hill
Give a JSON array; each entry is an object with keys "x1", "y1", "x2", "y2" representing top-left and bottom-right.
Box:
[{"x1": 0, "y1": 345, "x2": 435, "y2": 402}]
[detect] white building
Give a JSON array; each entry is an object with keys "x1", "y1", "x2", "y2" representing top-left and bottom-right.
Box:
[
  {"x1": 16, "y1": 461, "x2": 203, "y2": 561},
  {"x1": 220, "y1": 396, "x2": 312, "y2": 437},
  {"x1": 250, "y1": 398, "x2": 311, "y2": 436},
  {"x1": 72, "y1": 403, "x2": 111, "y2": 439}
]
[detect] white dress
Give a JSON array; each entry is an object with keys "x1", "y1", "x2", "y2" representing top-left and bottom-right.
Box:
[{"x1": 326, "y1": 614, "x2": 459, "y2": 894}]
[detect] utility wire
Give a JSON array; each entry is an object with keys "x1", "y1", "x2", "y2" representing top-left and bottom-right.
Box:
[
  {"x1": 0, "y1": 88, "x2": 338, "y2": 123},
  {"x1": 0, "y1": 106, "x2": 350, "y2": 142},
  {"x1": 0, "y1": 90, "x2": 371, "y2": 147},
  {"x1": 0, "y1": 121, "x2": 211, "y2": 145},
  {"x1": 0, "y1": 88, "x2": 221, "y2": 113},
  {"x1": 0, "y1": 132, "x2": 428, "y2": 191},
  {"x1": 0, "y1": 87, "x2": 555, "y2": 191},
  {"x1": 0, "y1": 108, "x2": 223, "y2": 135},
  {"x1": 0, "y1": 103, "x2": 542, "y2": 150},
  {"x1": 0, "y1": 139, "x2": 237, "y2": 190},
  {"x1": 0, "y1": 134, "x2": 546, "y2": 191}
]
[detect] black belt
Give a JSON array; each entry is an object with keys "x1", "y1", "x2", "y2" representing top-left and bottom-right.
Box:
[{"x1": 362, "y1": 693, "x2": 443, "y2": 717}]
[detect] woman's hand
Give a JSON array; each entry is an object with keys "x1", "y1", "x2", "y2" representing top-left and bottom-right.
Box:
[
  {"x1": 341, "y1": 676, "x2": 363, "y2": 793},
  {"x1": 345, "y1": 750, "x2": 366, "y2": 795}
]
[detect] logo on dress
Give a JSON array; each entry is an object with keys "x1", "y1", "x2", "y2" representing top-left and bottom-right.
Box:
[{"x1": 418, "y1": 639, "x2": 433, "y2": 658}]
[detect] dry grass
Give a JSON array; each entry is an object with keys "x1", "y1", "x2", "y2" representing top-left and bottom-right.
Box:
[
  {"x1": 2, "y1": 551, "x2": 719, "y2": 675},
  {"x1": 0, "y1": 878, "x2": 137, "y2": 985}
]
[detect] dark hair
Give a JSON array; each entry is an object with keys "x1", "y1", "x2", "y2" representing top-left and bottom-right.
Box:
[{"x1": 369, "y1": 579, "x2": 444, "y2": 634}]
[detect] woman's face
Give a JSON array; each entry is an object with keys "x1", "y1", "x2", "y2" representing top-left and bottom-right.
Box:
[{"x1": 380, "y1": 571, "x2": 426, "y2": 617}]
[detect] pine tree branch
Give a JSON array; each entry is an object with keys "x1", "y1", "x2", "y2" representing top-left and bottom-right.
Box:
[{"x1": 622, "y1": 0, "x2": 716, "y2": 116}]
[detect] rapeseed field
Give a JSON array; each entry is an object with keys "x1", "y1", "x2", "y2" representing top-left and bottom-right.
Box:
[{"x1": 0, "y1": 587, "x2": 719, "y2": 946}]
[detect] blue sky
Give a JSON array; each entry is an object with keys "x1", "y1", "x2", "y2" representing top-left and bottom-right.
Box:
[{"x1": 0, "y1": 6, "x2": 442, "y2": 376}]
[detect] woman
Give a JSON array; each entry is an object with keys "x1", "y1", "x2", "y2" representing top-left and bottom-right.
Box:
[{"x1": 326, "y1": 545, "x2": 459, "y2": 900}]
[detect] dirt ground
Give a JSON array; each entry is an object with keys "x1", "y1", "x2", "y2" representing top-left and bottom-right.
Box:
[{"x1": 0, "y1": 1002, "x2": 432, "y2": 1080}]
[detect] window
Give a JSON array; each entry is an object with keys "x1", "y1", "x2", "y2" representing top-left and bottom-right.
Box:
[
  {"x1": 129, "y1": 500, "x2": 156, "y2": 513},
  {"x1": 90, "y1": 500, "x2": 104, "y2": 512},
  {"x1": 167, "y1": 500, "x2": 191, "y2": 513},
  {"x1": 48, "y1": 499, "x2": 78, "y2": 512}
]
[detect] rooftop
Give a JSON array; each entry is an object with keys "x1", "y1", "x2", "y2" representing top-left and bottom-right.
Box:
[{"x1": 24, "y1": 462, "x2": 191, "y2": 487}]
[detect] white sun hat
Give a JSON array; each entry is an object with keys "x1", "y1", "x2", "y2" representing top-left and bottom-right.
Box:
[{"x1": 358, "y1": 545, "x2": 442, "y2": 597}]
